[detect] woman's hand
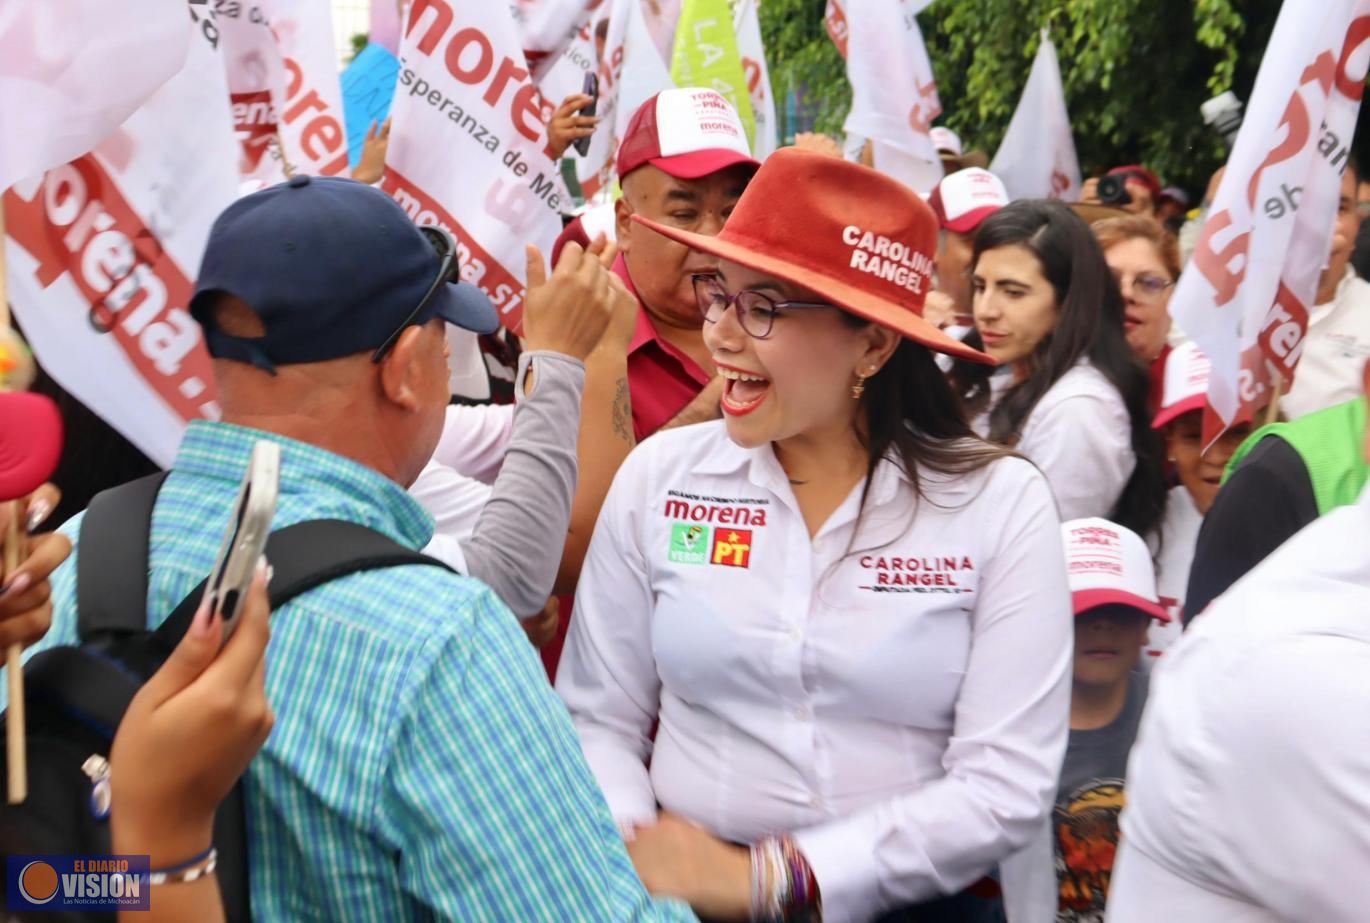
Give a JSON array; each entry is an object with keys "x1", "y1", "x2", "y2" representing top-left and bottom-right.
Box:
[
  {"x1": 0, "y1": 485, "x2": 70, "y2": 650},
  {"x1": 627, "y1": 812, "x2": 752, "y2": 921},
  {"x1": 110, "y1": 564, "x2": 274, "y2": 868}
]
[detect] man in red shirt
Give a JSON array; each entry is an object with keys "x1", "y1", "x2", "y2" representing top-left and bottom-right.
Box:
[{"x1": 546, "y1": 88, "x2": 759, "y2": 675}]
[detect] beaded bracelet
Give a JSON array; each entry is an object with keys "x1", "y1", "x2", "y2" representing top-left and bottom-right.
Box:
[{"x1": 749, "y1": 836, "x2": 821, "y2": 921}]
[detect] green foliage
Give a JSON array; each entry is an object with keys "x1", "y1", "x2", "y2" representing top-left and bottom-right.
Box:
[
  {"x1": 757, "y1": 0, "x2": 1283, "y2": 195},
  {"x1": 348, "y1": 31, "x2": 368, "y2": 64},
  {"x1": 758, "y1": 0, "x2": 851, "y2": 139}
]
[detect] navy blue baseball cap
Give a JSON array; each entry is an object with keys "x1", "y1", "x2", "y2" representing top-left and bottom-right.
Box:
[{"x1": 190, "y1": 175, "x2": 499, "y2": 372}]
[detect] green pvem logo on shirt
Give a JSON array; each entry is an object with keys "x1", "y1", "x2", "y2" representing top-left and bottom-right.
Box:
[{"x1": 668, "y1": 523, "x2": 711, "y2": 564}]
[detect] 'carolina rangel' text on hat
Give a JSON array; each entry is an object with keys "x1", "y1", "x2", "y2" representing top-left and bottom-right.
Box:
[
  {"x1": 616, "y1": 88, "x2": 759, "y2": 182},
  {"x1": 190, "y1": 175, "x2": 498, "y2": 372},
  {"x1": 1062, "y1": 518, "x2": 1170, "y2": 621},
  {"x1": 1152, "y1": 341, "x2": 1211, "y2": 429},
  {"x1": 631, "y1": 148, "x2": 995, "y2": 365},
  {"x1": 928, "y1": 168, "x2": 1010, "y2": 235}
]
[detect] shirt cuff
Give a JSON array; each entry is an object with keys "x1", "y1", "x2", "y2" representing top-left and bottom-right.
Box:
[
  {"x1": 514, "y1": 350, "x2": 587, "y2": 404},
  {"x1": 793, "y1": 815, "x2": 882, "y2": 923}
]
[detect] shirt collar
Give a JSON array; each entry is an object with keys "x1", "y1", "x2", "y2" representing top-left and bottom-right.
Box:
[
  {"x1": 174, "y1": 421, "x2": 434, "y2": 549},
  {"x1": 694, "y1": 431, "x2": 908, "y2": 509}
]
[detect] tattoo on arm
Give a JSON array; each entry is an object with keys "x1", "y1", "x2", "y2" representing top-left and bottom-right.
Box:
[{"x1": 611, "y1": 377, "x2": 633, "y2": 444}]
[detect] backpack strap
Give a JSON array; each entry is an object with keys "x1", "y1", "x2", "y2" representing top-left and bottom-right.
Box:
[
  {"x1": 148, "y1": 519, "x2": 452, "y2": 659},
  {"x1": 77, "y1": 472, "x2": 170, "y2": 644}
]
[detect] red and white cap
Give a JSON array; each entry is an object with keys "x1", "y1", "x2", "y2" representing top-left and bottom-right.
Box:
[
  {"x1": 616, "y1": 88, "x2": 759, "y2": 181},
  {"x1": 1152, "y1": 341, "x2": 1210, "y2": 429},
  {"x1": 1062, "y1": 518, "x2": 1170, "y2": 622},
  {"x1": 927, "y1": 168, "x2": 1010, "y2": 234},
  {"x1": 930, "y1": 126, "x2": 963, "y2": 156}
]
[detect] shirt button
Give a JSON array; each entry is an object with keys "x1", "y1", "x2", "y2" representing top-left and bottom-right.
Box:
[
  {"x1": 789, "y1": 626, "x2": 803, "y2": 641},
  {"x1": 809, "y1": 796, "x2": 822, "y2": 808},
  {"x1": 794, "y1": 705, "x2": 809, "y2": 720}
]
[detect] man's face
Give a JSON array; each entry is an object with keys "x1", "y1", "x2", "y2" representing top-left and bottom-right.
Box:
[
  {"x1": 935, "y1": 229, "x2": 975, "y2": 316},
  {"x1": 1073, "y1": 605, "x2": 1150, "y2": 689},
  {"x1": 1122, "y1": 178, "x2": 1156, "y2": 215},
  {"x1": 616, "y1": 163, "x2": 753, "y2": 328},
  {"x1": 1322, "y1": 167, "x2": 1361, "y2": 293}
]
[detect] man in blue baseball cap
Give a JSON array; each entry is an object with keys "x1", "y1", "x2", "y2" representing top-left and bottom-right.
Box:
[{"x1": 24, "y1": 176, "x2": 698, "y2": 921}]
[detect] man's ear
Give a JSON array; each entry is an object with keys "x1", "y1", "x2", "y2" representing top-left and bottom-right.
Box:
[
  {"x1": 614, "y1": 196, "x2": 633, "y2": 254},
  {"x1": 378, "y1": 325, "x2": 426, "y2": 412}
]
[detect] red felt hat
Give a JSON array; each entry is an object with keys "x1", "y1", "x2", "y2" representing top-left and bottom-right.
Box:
[
  {"x1": 0, "y1": 392, "x2": 63, "y2": 501},
  {"x1": 632, "y1": 148, "x2": 995, "y2": 364}
]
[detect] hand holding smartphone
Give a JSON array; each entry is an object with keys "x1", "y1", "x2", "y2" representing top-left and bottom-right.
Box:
[
  {"x1": 573, "y1": 73, "x2": 599, "y2": 156},
  {"x1": 201, "y1": 441, "x2": 280, "y2": 645}
]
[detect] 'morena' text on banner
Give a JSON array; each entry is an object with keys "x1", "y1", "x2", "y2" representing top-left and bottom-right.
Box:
[
  {"x1": 387, "y1": 0, "x2": 565, "y2": 333},
  {"x1": 2, "y1": 24, "x2": 239, "y2": 466}
]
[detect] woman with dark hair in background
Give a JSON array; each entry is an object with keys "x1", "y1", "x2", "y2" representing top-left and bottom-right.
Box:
[
  {"x1": 952, "y1": 200, "x2": 1167, "y2": 538},
  {"x1": 558, "y1": 150, "x2": 1072, "y2": 923}
]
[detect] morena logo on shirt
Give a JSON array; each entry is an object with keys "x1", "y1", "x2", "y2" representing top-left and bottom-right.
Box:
[
  {"x1": 662, "y1": 489, "x2": 769, "y2": 527},
  {"x1": 711, "y1": 530, "x2": 752, "y2": 568},
  {"x1": 855, "y1": 555, "x2": 976, "y2": 593}
]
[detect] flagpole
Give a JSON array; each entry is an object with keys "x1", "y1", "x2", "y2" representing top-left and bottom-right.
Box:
[
  {"x1": 0, "y1": 193, "x2": 28, "y2": 805},
  {"x1": 1265, "y1": 372, "x2": 1284, "y2": 426}
]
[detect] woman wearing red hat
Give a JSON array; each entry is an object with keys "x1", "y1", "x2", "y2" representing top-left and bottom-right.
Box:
[
  {"x1": 557, "y1": 149, "x2": 1072, "y2": 923},
  {"x1": 951, "y1": 200, "x2": 1168, "y2": 539}
]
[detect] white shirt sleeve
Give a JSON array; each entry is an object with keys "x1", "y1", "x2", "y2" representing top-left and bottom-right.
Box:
[
  {"x1": 793, "y1": 467, "x2": 1073, "y2": 922},
  {"x1": 1116, "y1": 627, "x2": 1370, "y2": 923},
  {"x1": 1017, "y1": 390, "x2": 1134, "y2": 522},
  {"x1": 431, "y1": 403, "x2": 517, "y2": 485},
  {"x1": 555, "y1": 446, "x2": 661, "y2": 829}
]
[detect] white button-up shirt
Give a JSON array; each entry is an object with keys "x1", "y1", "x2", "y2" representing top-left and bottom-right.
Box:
[
  {"x1": 1280, "y1": 268, "x2": 1370, "y2": 420},
  {"x1": 558, "y1": 421, "x2": 1072, "y2": 923},
  {"x1": 976, "y1": 361, "x2": 1135, "y2": 523},
  {"x1": 1108, "y1": 482, "x2": 1370, "y2": 923}
]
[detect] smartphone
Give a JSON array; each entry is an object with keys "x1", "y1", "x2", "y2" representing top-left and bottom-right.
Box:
[
  {"x1": 572, "y1": 72, "x2": 599, "y2": 156},
  {"x1": 201, "y1": 441, "x2": 280, "y2": 644}
]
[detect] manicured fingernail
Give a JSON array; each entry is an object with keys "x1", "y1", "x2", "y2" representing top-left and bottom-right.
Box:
[
  {"x1": 0, "y1": 573, "x2": 31, "y2": 598},
  {"x1": 255, "y1": 556, "x2": 273, "y2": 584},
  {"x1": 25, "y1": 501, "x2": 52, "y2": 533},
  {"x1": 189, "y1": 601, "x2": 213, "y2": 638}
]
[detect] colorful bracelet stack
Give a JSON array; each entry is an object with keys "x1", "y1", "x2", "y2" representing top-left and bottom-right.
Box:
[{"x1": 749, "y1": 835, "x2": 822, "y2": 921}]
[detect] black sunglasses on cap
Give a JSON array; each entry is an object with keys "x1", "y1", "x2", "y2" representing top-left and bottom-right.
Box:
[{"x1": 372, "y1": 225, "x2": 459, "y2": 362}]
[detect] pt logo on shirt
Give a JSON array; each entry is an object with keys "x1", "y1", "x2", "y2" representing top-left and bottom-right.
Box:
[
  {"x1": 711, "y1": 530, "x2": 752, "y2": 568},
  {"x1": 669, "y1": 523, "x2": 711, "y2": 565}
]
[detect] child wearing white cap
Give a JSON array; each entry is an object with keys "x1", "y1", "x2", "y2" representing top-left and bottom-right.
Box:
[{"x1": 1055, "y1": 518, "x2": 1170, "y2": 923}]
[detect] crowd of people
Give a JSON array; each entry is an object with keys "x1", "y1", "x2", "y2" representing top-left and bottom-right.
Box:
[{"x1": 3, "y1": 82, "x2": 1369, "y2": 923}]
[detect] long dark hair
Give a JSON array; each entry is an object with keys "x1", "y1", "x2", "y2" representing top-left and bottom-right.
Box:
[
  {"x1": 840, "y1": 318, "x2": 1010, "y2": 516},
  {"x1": 949, "y1": 199, "x2": 1167, "y2": 537}
]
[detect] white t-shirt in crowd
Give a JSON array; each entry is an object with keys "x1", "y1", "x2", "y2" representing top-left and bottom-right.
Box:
[
  {"x1": 410, "y1": 403, "x2": 515, "y2": 571},
  {"x1": 1107, "y1": 482, "x2": 1370, "y2": 923},
  {"x1": 557, "y1": 420, "x2": 1072, "y2": 923},
  {"x1": 1280, "y1": 268, "x2": 1370, "y2": 420},
  {"x1": 1142, "y1": 485, "x2": 1202, "y2": 663},
  {"x1": 975, "y1": 360, "x2": 1135, "y2": 522}
]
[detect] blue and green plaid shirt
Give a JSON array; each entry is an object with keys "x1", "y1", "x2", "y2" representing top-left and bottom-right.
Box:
[{"x1": 20, "y1": 421, "x2": 695, "y2": 922}]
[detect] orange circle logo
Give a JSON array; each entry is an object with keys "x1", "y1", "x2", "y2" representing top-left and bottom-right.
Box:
[{"x1": 18, "y1": 861, "x2": 59, "y2": 904}]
